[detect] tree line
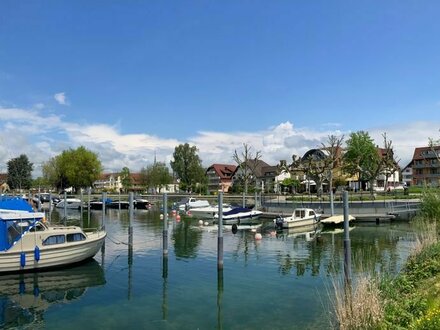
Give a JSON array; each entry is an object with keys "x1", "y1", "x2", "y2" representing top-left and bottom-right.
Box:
[{"x1": 2, "y1": 130, "x2": 437, "y2": 195}]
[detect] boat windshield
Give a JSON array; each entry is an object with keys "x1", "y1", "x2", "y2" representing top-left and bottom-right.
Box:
[{"x1": 1, "y1": 219, "x2": 40, "y2": 250}]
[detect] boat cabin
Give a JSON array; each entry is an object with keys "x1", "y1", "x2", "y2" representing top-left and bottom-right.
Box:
[{"x1": 293, "y1": 208, "x2": 318, "y2": 219}]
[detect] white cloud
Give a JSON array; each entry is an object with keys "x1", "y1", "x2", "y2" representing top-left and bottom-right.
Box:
[
  {"x1": 54, "y1": 92, "x2": 68, "y2": 105},
  {"x1": 0, "y1": 105, "x2": 438, "y2": 176}
]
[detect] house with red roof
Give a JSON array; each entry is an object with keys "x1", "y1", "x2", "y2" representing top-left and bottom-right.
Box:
[
  {"x1": 206, "y1": 164, "x2": 237, "y2": 193},
  {"x1": 411, "y1": 146, "x2": 440, "y2": 187}
]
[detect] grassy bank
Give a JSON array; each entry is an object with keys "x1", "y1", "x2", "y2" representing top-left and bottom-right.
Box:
[{"x1": 332, "y1": 221, "x2": 440, "y2": 329}]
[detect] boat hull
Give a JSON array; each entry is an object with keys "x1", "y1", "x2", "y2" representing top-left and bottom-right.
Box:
[
  {"x1": 217, "y1": 211, "x2": 263, "y2": 225},
  {"x1": 275, "y1": 216, "x2": 320, "y2": 229},
  {"x1": 189, "y1": 206, "x2": 234, "y2": 219}
]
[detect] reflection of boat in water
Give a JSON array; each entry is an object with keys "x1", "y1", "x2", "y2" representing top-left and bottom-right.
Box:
[
  {"x1": 321, "y1": 226, "x2": 355, "y2": 235},
  {"x1": 195, "y1": 223, "x2": 263, "y2": 232},
  {"x1": 277, "y1": 224, "x2": 322, "y2": 241},
  {"x1": 0, "y1": 260, "x2": 105, "y2": 328}
]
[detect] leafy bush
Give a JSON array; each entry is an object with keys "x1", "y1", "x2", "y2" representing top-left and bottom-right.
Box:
[{"x1": 419, "y1": 190, "x2": 440, "y2": 221}]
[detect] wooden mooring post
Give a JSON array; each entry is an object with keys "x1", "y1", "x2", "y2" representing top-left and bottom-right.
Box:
[
  {"x1": 343, "y1": 191, "x2": 352, "y2": 284},
  {"x1": 217, "y1": 192, "x2": 224, "y2": 270},
  {"x1": 163, "y1": 193, "x2": 168, "y2": 257}
]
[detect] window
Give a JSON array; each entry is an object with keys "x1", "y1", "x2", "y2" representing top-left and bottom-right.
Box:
[
  {"x1": 67, "y1": 233, "x2": 86, "y2": 242},
  {"x1": 43, "y1": 235, "x2": 65, "y2": 245}
]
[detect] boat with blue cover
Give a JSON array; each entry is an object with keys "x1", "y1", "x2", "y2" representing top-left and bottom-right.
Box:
[
  {"x1": 214, "y1": 207, "x2": 263, "y2": 225},
  {"x1": 0, "y1": 197, "x2": 106, "y2": 273}
]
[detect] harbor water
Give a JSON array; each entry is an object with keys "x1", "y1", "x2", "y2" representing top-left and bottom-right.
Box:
[{"x1": 0, "y1": 206, "x2": 419, "y2": 329}]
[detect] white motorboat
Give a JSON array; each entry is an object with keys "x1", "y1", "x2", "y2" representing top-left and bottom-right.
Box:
[
  {"x1": 0, "y1": 197, "x2": 106, "y2": 273},
  {"x1": 55, "y1": 198, "x2": 83, "y2": 209},
  {"x1": 177, "y1": 197, "x2": 210, "y2": 211},
  {"x1": 214, "y1": 207, "x2": 263, "y2": 225},
  {"x1": 274, "y1": 208, "x2": 321, "y2": 230},
  {"x1": 188, "y1": 204, "x2": 234, "y2": 219}
]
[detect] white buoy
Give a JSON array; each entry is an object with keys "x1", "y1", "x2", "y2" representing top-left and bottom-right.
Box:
[
  {"x1": 198, "y1": 220, "x2": 203, "y2": 226},
  {"x1": 251, "y1": 228, "x2": 257, "y2": 233},
  {"x1": 255, "y1": 233, "x2": 262, "y2": 240},
  {"x1": 204, "y1": 221, "x2": 209, "y2": 226},
  {"x1": 160, "y1": 214, "x2": 164, "y2": 220}
]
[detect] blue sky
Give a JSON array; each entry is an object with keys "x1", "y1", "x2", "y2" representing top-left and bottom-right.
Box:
[{"x1": 1, "y1": 1, "x2": 440, "y2": 175}]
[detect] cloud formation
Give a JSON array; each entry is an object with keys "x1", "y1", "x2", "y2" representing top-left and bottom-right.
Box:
[
  {"x1": 54, "y1": 92, "x2": 68, "y2": 105},
  {"x1": 0, "y1": 105, "x2": 438, "y2": 176}
]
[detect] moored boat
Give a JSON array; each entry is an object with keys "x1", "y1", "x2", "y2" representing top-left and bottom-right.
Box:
[
  {"x1": 55, "y1": 198, "x2": 83, "y2": 209},
  {"x1": 108, "y1": 200, "x2": 130, "y2": 209},
  {"x1": 274, "y1": 208, "x2": 321, "y2": 230},
  {"x1": 88, "y1": 198, "x2": 112, "y2": 210},
  {"x1": 0, "y1": 197, "x2": 106, "y2": 273},
  {"x1": 134, "y1": 198, "x2": 153, "y2": 209},
  {"x1": 188, "y1": 204, "x2": 234, "y2": 219},
  {"x1": 177, "y1": 197, "x2": 210, "y2": 211},
  {"x1": 214, "y1": 207, "x2": 263, "y2": 225}
]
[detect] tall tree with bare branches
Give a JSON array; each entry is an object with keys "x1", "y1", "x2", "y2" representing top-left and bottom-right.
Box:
[{"x1": 233, "y1": 143, "x2": 262, "y2": 194}]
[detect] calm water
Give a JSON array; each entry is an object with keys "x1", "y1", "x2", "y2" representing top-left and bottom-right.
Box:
[{"x1": 1, "y1": 207, "x2": 418, "y2": 329}]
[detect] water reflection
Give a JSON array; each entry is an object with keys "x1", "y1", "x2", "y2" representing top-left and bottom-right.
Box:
[
  {"x1": 272, "y1": 222, "x2": 415, "y2": 278},
  {"x1": 14, "y1": 206, "x2": 420, "y2": 329},
  {"x1": 172, "y1": 218, "x2": 202, "y2": 259},
  {"x1": 0, "y1": 260, "x2": 105, "y2": 329}
]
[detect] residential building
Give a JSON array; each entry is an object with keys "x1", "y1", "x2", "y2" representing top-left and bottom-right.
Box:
[
  {"x1": 374, "y1": 147, "x2": 401, "y2": 189},
  {"x1": 260, "y1": 164, "x2": 278, "y2": 193},
  {"x1": 401, "y1": 161, "x2": 413, "y2": 187},
  {"x1": 93, "y1": 173, "x2": 145, "y2": 192},
  {"x1": 233, "y1": 159, "x2": 273, "y2": 192},
  {"x1": 206, "y1": 164, "x2": 237, "y2": 193},
  {"x1": 411, "y1": 146, "x2": 440, "y2": 187}
]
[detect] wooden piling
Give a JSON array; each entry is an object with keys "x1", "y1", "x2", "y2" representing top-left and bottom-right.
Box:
[
  {"x1": 343, "y1": 191, "x2": 352, "y2": 284},
  {"x1": 163, "y1": 193, "x2": 168, "y2": 257},
  {"x1": 218, "y1": 192, "x2": 224, "y2": 270}
]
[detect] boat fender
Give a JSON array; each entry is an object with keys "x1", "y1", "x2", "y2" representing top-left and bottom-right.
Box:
[
  {"x1": 237, "y1": 217, "x2": 240, "y2": 226},
  {"x1": 33, "y1": 286, "x2": 40, "y2": 297},
  {"x1": 34, "y1": 246, "x2": 40, "y2": 262},
  {"x1": 232, "y1": 224, "x2": 238, "y2": 234},
  {"x1": 19, "y1": 280, "x2": 25, "y2": 294},
  {"x1": 20, "y1": 252, "x2": 26, "y2": 268}
]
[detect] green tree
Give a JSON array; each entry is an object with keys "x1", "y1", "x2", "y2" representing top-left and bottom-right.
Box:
[
  {"x1": 7, "y1": 154, "x2": 33, "y2": 191},
  {"x1": 42, "y1": 146, "x2": 102, "y2": 191},
  {"x1": 343, "y1": 131, "x2": 380, "y2": 192},
  {"x1": 141, "y1": 162, "x2": 173, "y2": 193},
  {"x1": 280, "y1": 177, "x2": 300, "y2": 194},
  {"x1": 120, "y1": 167, "x2": 132, "y2": 192},
  {"x1": 32, "y1": 177, "x2": 50, "y2": 190},
  {"x1": 170, "y1": 143, "x2": 205, "y2": 192}
]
